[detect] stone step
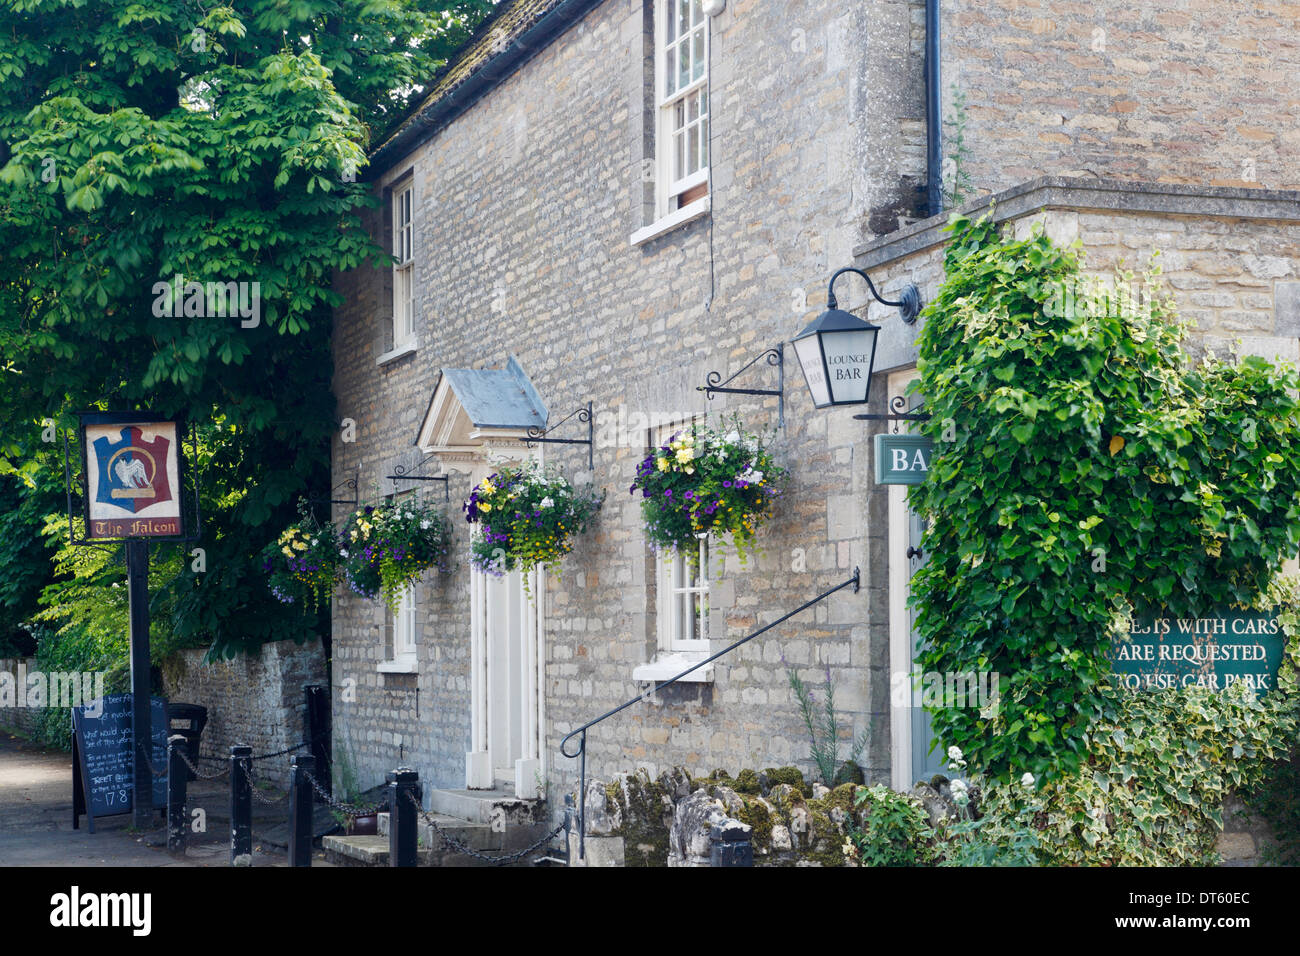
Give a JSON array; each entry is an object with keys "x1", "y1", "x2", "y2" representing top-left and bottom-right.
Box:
[
  {"x1": 425, "y1": 786, "x2": 542, "y2": 826},
  {"x1": 322, "y1": 834, "x2": 388, "y2": 867}
]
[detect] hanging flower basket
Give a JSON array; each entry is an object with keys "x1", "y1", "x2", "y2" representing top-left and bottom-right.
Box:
[
  {"x1": 260, "y1": 504, "x2": 340, "y2": 611},
  {"x1": 630, "y1": 417, "x2": 787, "y2": 565},
  {"x1": 464, "y1": 461, "x2": 604, "y2": 579},
  {"x1": 338, "y1": 497, "x2": 453, "y2": 613}
]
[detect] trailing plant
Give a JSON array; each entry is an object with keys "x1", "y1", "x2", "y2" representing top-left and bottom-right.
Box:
[
  {"x1": 785, "y1": 663, "x2": 869, "y2": 787},
  {"x1": 631, "y1": 417, "x2": 787, "y2": 566},
  {"x1": 339, "y1": 497, "x2": 452, "y2": 613},
  {"x1": 260, "y1": 502, "x2": 339, "y2": 610},
  {"x1": 842, "y1": 784, "x2": 938, "y2": 867},
  {"x1": 910, "y1": 212, "x2": 1300, "y2": 781},
  {"x1": 463, "y1": 461, "x2": 604, "y2": 579}
]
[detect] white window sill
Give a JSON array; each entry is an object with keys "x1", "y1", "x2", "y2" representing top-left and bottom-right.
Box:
[
  {"x1": 376, "y1": 340, "x2": 418, "y2": 367},
  {"x1": 629, "y1": 195, "x2": 711, "y2": 247},
  {"x1": 633, "y1": 652, "x2": 714, "y2": 684},
  {"x1": 377, "y1": 657, "x2": 417, "y2": 674}
]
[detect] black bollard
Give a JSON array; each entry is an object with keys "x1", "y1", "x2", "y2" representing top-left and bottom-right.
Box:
[
  {"x1": 289, "y1": 753, "x2": 315, "y2": 867},
  {"x1": 387, "y1": 767, "x2": 420, "y2": 868},
  {"x1": 166, "y1": 735, "x2": 188, "y2": 856},
  {"x1": 709, "y1": 820, "x2": 754, "y2": 867},
  {"x1": 230, "y1": 745, "x2": 252, "y2": 866}
]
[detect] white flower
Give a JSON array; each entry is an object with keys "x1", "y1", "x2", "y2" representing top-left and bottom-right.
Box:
[
  {"x1": 1021, "y1": 772, "x2": 1035, "y2": 789},
  {"x1": 339, "y1": 549, "x2": 349, "y2": 559},
  {"x1": 947, "y1": 745, "x2": 964, "y2": 763},
  {"x1": 420, "y1": 520, "x2": 431, "y2": 530},
  {"x1": 724, "y1": 430, "x2": 741, "y2": 445},
  {"x1": 310, "y1": 538, "x2": 318, "y2": 546},
  {"x1": 950, "y1": 778, "x2": 967, "y2": 795},
  {"x1": 539, "y1": 496, "x2": 554, "y2": 509}
]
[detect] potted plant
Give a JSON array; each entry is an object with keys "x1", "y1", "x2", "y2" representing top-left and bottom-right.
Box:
[
  {"x1": 630, "y1": 416, "x2": 787, "y2": 566},
  {"x1": 259, "y1": 501, "x2": 340, "y2": 610},
  {"x1": 338, "y1": 496, "x2": 453, "y2": 613},
  {"x1": 463, "y1": 461, "x2": 604, "y2": 584}
]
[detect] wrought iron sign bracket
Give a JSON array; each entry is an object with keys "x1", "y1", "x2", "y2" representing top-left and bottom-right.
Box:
[
  {"x1": 697, "y1": 344, "x2": 784, "y2": 430},
  {"x1": 518, "y1": 402, "x2": 594, "y2": 471},
  {"x1": 387, "y1": 454, "x2": 450, "y2": 501},
  {"x1": 854, "y1": 395, "x2": 932, "y2": 433}
]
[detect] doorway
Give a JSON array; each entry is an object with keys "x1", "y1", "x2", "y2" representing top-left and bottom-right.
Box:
[{"x1": 887, "y1": 369, "x2": 946, "y2": 790}]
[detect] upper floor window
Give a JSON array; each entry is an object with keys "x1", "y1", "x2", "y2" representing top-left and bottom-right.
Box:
[
  {"x1": 656, "y1": 0, "x2": 709, "y2": 217},
  {"x1": 392, "y1": 182, "x2": 414, "y2": 348}
]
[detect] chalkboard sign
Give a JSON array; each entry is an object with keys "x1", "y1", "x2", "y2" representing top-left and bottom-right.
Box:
[{"x1": 72, "y1": 694, "x2": 167, "y2": 832}]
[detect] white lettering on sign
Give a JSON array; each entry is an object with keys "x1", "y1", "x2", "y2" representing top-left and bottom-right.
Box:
[{"x1": 891, "y1": 448, "x2": 929, "y2": 472}]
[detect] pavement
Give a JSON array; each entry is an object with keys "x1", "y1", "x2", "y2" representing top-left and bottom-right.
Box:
[{"x1": 0, "y1": 727, "x2": 337, "y2": 866}]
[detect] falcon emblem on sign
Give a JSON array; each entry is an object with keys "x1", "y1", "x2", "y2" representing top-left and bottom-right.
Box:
[{"x1": 92, "y1": 427, "x2": 174, "y2": 514}]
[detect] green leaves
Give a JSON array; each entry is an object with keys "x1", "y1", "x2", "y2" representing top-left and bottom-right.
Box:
[{"x1": 909, "y1": 213, "x2": 1300, "y2": 783}]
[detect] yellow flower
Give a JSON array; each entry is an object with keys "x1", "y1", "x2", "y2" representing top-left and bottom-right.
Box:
[
  {"x1": 281, "y1": 547, "x2": 293, "y2": 557},
  {"x1": 656, "y1": 457, "x2": 670, "y2": 473},
  {"x1": 675, "y1": 448, "x2": 693, "y2": 465},
  {"x1": 480, "y1": 502, "x2": 492, "y2": 513},
  {"x1": 292, "y1": 540, "x2": 307, "y2": 551}
]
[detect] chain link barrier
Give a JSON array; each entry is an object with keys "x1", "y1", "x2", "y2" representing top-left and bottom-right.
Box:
[
  {"x1": 302, "y1": 769, "x2": 386, "y2": 819},
  {"x1": 404, "y1": 791, "x2": 566, "y2": 866}
]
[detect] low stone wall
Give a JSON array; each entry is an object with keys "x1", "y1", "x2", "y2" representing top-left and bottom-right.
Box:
[
  {"x1": 160, "y1": 639, "x2": 327, "y2": 788},
  {"x1": 575, "y1": 765, "x2": 1283, "y2": 867},
  {"x1": 0, "y1": 657, "x2": 42, "y2": 737},
  {"x1": 575, "y1": 766, "x2": 861, "y2": 867}
]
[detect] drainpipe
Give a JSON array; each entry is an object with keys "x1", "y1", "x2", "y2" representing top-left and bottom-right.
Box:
[{"x1": 925, "y1": 0, "x2": 942, "y2": 217}]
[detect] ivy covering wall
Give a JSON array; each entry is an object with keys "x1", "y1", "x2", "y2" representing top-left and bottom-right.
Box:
[{"x1": 910, "y1": 214, "x2": 1300, "y2": 782}]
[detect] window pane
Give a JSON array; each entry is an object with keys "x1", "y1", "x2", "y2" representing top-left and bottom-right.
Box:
[
  {"x1": 699, "y1": 116, "x2": 709, "y2": 169},
  {"x1": 678, "y1": 0, "x2": 689, "y2": 38},
  {"x1": 678, "y1": 40, "x2": 690, "y2": 90},
  {"x1": 687, "y1": 124, "x2": 699, "y2": 175},
  {"x1": 692, "y1": 29, "x2": 705, "y2": 82},
  {"x1": 665, "y1": 46, "x2": 676, "y2": 96},
  {"x1": 675, "y1": 130, "x2": 685, "y2": 182},
  {"x1": 665, "y1": 0, "x2": 676, "y2": 43}
]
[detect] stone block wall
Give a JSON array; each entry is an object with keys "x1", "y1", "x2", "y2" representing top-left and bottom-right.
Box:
[
  {"x1": 0, "y1": 657, "x2": 42, "y2": 737},
  {"x1": 942, "y1": 1, "x2": 1300, "y2": 195},
  {"x1": 159, "y1": 639, "x2": 327, "y2": 787},
  {"x1": 331, "y1": 0, "x2": 929, "y2": 799}
]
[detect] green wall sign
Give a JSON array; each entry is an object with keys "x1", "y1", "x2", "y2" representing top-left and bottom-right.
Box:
[
  {"x1": 874, "y1": 433, "x2": 932, "y2": 485},
  {"x1": 1108, "y1": 607, "x2": 1284, "y2": 694}
]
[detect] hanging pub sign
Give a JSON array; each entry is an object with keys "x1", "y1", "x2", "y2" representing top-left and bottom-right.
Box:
[
  {"x1": 874, "y1": 433, "x2": 932, "y2": 485},
  {"x1": 1108, "y1": 607, "x2": 1285, "y2": 694},
  {"x1": 79, "y1": 413, "x2": 185, "y2": 539}
]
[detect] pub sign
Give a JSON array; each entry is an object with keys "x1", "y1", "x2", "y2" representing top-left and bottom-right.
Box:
[{"x1": 79, "y1": 413, "x2": 185, "y2": 539}]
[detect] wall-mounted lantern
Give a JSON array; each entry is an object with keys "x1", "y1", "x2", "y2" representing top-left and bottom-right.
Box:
[{"x1": 791, "y1": 267, "x2": 921, "y2": 409}]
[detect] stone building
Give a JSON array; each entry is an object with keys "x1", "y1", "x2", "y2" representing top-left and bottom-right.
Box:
[{"x1": 329, "y1": 0, "x2": 1300, "y2": 855}]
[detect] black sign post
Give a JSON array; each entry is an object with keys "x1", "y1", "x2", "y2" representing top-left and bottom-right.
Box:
[{"x1": 126, "y1": 538, "x2": 152, "y2": 827}]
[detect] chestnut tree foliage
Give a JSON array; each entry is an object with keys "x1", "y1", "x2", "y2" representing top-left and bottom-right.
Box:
[
  {"x1": 911, "y1": 214, "x2": 1300, "y2": 781},
  {"x1": 0, "y1": 0, "x2": 493, "y2": 657}
]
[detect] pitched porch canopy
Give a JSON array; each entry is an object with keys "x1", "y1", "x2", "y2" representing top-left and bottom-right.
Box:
[{"x1": 415, "y1": 355, "x2": 548, "y2": 458}]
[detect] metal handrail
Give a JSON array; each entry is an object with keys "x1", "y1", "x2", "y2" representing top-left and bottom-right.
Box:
[{"x1": 560, "y1": 567, "x2": 861, "y2": 859}]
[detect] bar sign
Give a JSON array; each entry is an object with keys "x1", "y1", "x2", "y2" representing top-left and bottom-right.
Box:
[{"x1": 874, "y1": 433, "x2": 933, "y2": 485}]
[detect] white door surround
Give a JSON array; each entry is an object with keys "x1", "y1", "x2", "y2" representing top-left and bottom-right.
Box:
[{"x1": 464, "y1": 456, "x2": 546, "y2": 796}]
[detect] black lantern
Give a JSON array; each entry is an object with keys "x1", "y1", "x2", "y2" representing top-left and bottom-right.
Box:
[{"x1": 792, "y1": 267, "x2": 921, "y2": 408}]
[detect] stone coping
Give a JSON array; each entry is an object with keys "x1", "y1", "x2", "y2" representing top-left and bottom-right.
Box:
[{"x1": 852, "y1": 177, "x2": 1300, "y2": 270}]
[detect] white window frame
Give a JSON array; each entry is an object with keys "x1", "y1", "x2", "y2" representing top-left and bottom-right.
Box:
[
  {"x1": 633, "y1": 418, "x2": 715, "y2": 683},
  {"x1": 658, "y1": 535, "x2": 711, "y2": 653},
  {"x1": 391, "y1": 181, "x2": 415, "y2": 349},
  {"x1": 654, "y1": 0, "x2": 709, "y2": 221},
  {"x1": 378, "y1": 583, "x2": 418, "y2": 673}
]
